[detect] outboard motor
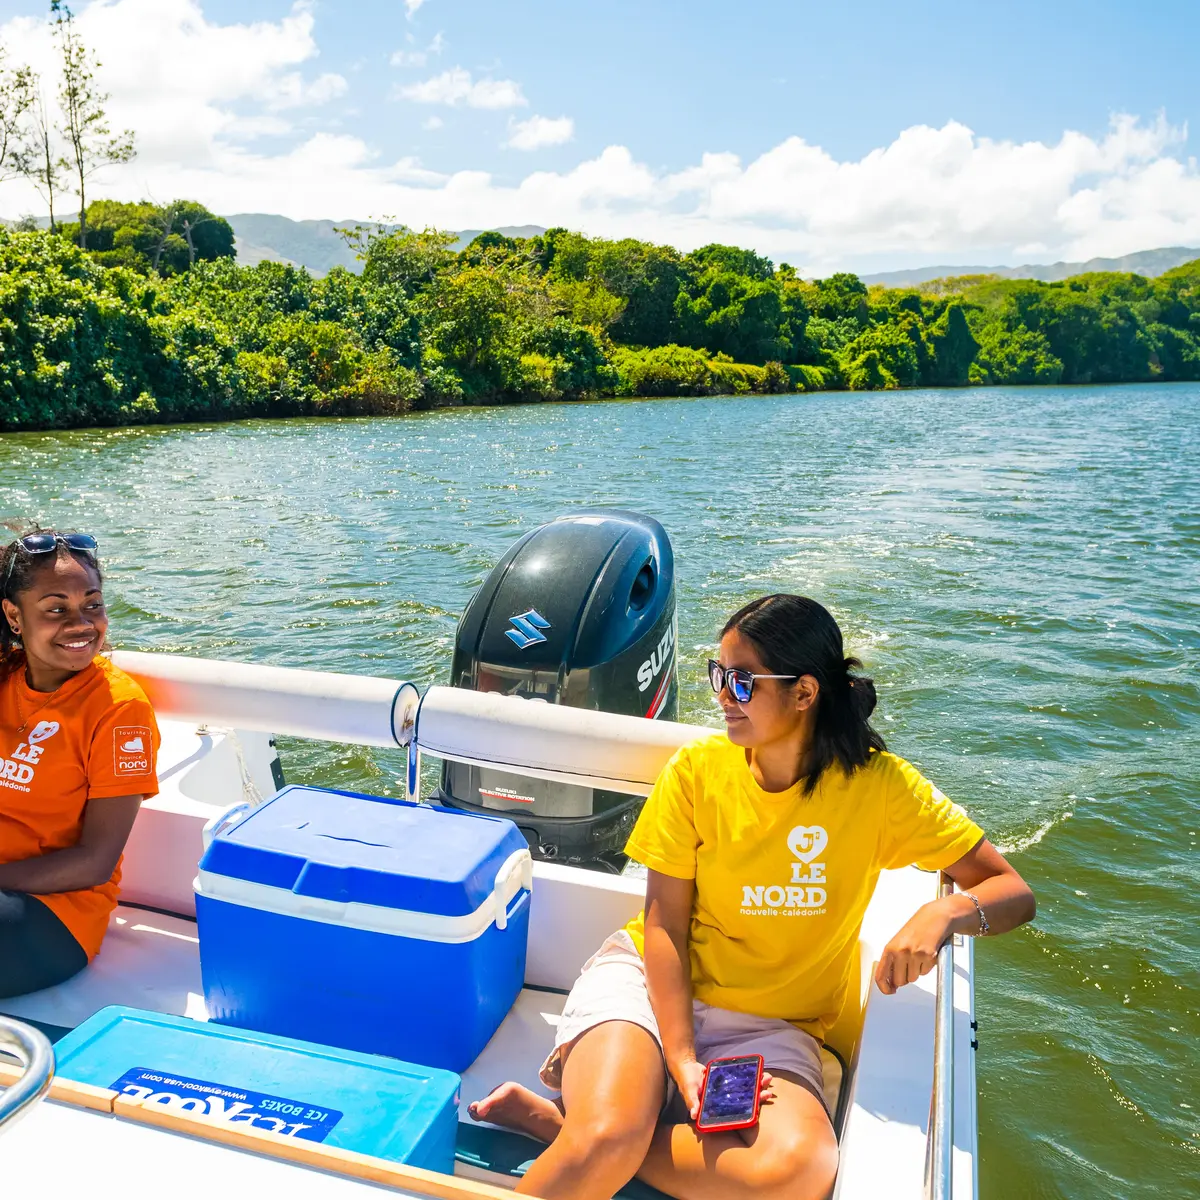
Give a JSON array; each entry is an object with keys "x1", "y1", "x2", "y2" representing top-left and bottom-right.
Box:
[{"x1": 436, "y1": 510, "x2": 677, "y2": 869}]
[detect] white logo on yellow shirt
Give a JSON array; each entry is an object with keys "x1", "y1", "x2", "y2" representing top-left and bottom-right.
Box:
[
  {"x1": 740, "y1": 824, "x2": 829, "y2": 917},
  {"x1": 787, "y1": 825, "x2": 828, "y2": 862}
]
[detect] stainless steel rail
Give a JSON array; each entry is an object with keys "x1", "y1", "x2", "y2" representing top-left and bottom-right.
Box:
[
  {"x1": 924, "y1": 872, "x2": 955, "y2": 1200},
  {"x1": 0, "y1": 1016, "x2": 55, "y2": 1135}
]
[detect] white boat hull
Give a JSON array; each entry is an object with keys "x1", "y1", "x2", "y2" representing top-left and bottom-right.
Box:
[{"x1": 1, "y1": 659, "x2": 978, "y2": 1200}]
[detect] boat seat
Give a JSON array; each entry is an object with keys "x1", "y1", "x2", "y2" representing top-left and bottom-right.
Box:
[
  {"x1": 0, "y1": 905, "x2": 204, "y2": 1036},
  {"x1": 455, "y1": 988, "x2": 848, "y2": 1194}
]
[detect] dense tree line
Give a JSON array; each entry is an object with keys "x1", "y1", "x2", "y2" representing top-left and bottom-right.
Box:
[
  {"x1": 0, "y1": 217, "x2": 1197, "y2": 431},
  {"x1": 0, "y1": 7, "x2": 1196, "y2": 430}
]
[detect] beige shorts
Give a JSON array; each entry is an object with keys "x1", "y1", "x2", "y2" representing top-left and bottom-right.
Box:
[{"x1": 539, "y1": 930, "x2": 828, "y2": 1113}]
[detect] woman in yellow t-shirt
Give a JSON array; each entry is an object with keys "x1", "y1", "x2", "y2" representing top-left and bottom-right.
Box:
[{"x1": 471, "y1": 593, "x2": 1035, "y2": 1200}]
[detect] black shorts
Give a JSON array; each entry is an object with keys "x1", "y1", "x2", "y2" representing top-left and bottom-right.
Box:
[{"x1": 0, "y1": 890, "x2": 88, "y2": 1000}]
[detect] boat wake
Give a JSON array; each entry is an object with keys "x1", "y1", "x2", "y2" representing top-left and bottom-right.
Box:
[{"x1": 996, "y1": 810, "x2": 1072, "y2": 855}]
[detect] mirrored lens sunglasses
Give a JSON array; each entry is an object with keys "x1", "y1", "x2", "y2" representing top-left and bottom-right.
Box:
[
  {"x1": 3, "y1": 533, "x2": 99, "y2": 595},
  {"x1": 707, "y1": 659, "x2": 798, "y2": 704}
]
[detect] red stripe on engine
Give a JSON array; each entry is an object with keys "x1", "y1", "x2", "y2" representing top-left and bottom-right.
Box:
[{"x1": 645, "y1": 662, "x2": 674, "y2": 719}]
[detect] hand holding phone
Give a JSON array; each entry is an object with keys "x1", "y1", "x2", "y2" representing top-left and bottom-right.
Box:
[{"x1": 695, "y1": 1054, "x2": 765, "y2": 1134}]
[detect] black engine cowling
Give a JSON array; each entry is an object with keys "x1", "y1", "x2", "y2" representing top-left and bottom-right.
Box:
[{"x1": 436, "y1": 509, "x2": 677, "y2": 867}]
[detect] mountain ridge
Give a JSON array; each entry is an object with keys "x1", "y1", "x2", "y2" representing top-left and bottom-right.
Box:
[
  {"x1": 227, "y1": 213, "x2": 548, "y2": 275},
  {"x1": 8, "y1": 210, "x2": 1194, "y2": 285},
  {"x1": 227, "y1": 214, "x2": 1199, "y2": 285},
  {"x1": 859, "y1": 246, "x2": 1200, "y2": 286}
]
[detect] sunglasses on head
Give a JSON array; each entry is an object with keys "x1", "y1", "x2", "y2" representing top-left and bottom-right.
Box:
[
  {"x1": 3, "y1": 533, "x2": 99, "y2": 596},
  {"x1": 708, "y1": 659, "x2": 798, "y2": 704}
]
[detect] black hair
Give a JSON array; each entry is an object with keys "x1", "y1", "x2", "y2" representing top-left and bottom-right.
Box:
[
  {"x1": 0, "y1": 529, "x2": 104, "y2": 682},
  {"x1": 723, "y1": 593, "x2": 886, "y2": 793}
]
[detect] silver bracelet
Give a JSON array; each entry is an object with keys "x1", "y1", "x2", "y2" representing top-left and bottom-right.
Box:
[{"x1": 962, "y1": 891, "x2": 990, "y2": 936}]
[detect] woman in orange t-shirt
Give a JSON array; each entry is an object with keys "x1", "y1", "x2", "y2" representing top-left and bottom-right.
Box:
[{"x1": 0, "y1": 530, "x2": 159, "y2": 998}]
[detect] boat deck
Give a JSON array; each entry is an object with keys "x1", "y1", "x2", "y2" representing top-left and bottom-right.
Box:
[
  {"x1": 2, "y1": 869, "x2": 976, "y2": 1199},
  {"x1": 0, "y1": 904, "x2": 843, "y2": 1196},
  {"x1": 1, "y1": 725, "x2": 978, "y2": 1200},
  {"x1": 2, "y1": 1098, "x2": 403, "y2": 1198}
]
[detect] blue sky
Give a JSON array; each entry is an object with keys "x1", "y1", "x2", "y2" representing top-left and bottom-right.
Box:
[{"x1": 1, "y1": 0, "x2": 1197, "y2": 271}]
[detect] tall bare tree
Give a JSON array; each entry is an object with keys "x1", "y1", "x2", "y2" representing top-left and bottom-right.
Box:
[
  {"x1": 179, "y1": 210, "x2": 220, "y2": 267},
  {"x1": 0, "y1": 48, "x2": 34, "y2": 182},
  {"x1": 20, "y1": 83, "x2": 66, "y2": 231},
  {"x1": 51, "y1": 1, "x2": 135, "y2": 249},
  {"x1": 147, "y1": 200, "x2": 182, "y2": 273}
]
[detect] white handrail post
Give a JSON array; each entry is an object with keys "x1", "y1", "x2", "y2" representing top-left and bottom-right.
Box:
[
  {"x1": 924, "y1": 872, "x2": 955, "y2": 1200},
  {"x1": 0, "y1": 1016, "x2": 55, "y2": 1135}
]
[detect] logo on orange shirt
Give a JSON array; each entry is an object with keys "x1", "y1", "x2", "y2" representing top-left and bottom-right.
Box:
[
  {"x1": 1, "y1": 721, "x2": 61, "y2": 791},
  {"x1": 114, "y1": 726, "x2": 153, "y2": 774}
]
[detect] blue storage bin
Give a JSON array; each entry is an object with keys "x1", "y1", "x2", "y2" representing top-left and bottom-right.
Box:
[
  {"x1": 53, "y1": 1006, "x2": 460, "y2": 1172},
  {"x1": 195, "y1": 785, "x2": 532, "y2": 1074}
]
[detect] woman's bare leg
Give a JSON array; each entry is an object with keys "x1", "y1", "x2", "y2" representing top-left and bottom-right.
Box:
[
  {"x1": 516, "y1": 1020, "x2": 666, "y2": 1200},
  {"x1": 636, "y1": 1072, "x2": 838, "y2": 1200}
]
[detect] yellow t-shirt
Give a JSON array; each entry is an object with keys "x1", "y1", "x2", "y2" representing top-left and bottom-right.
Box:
[{"x1": 623, "y1": 734, "x2": 984, "y2": 1041}]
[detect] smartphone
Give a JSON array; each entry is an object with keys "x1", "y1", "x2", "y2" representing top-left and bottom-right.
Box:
[{"x1": 695, "y1": 1054, "x2": 764, "y2": 1134}]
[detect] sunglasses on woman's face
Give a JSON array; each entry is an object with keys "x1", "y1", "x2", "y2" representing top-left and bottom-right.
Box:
[
  {"x1": 708, "y1": 659, "x2": 798, "y2": 704},
  {"x1": 3, "y1": 533, "x2": 99, "y2": 595}
]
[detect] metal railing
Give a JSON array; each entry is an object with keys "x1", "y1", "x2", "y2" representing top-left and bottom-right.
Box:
[
  {"x1": 0, "y1": 1016, "x2": 54, "y2": 1136},
  {"x1": 924, "y1": 872, "x2": 955, "y2": 1200}
]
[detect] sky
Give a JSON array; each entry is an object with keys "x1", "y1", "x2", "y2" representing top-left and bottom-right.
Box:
[{"x1": 0, "y1": 0, "x2": 1197, "y2": 273}]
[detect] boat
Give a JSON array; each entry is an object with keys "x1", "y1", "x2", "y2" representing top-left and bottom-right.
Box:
[{"x1": 0, "y1": 513, "x2": 977, "y2": 1200}]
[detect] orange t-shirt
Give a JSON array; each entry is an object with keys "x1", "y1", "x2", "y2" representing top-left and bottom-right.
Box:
[{"x1": 0, "y1": 655, "x2": 159, "y2": 960}]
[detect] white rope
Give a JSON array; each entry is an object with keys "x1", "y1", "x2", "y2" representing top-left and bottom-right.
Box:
[{"x1": 216, "y1": 726, "x2": 265, "y2": 808}]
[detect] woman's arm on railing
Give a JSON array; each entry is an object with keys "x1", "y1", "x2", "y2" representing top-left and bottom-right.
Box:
[{"x1": 875, "y1": 838, "x2": 1035, "y2": 995}]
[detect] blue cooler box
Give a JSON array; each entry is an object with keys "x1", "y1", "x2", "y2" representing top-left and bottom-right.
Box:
[
  {"x1": 53, "y1": 1006, "x2": 460, "y2": 1172},
  {"x1": 195, "y1": 785, "x2": 532, "y2": 1073}
]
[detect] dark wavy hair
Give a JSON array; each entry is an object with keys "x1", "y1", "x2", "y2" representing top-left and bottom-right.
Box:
[
  {"x1": 0, "y1": 529, "x2": 105, "y2": 682},
  {"x1": 723, "y1": 593, "x2": 886, "y2": 793}
]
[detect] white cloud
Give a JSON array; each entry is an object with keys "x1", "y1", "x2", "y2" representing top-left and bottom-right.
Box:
[
  {"x1": 0, "y1": 0, "x2": 347, "y2": 170},
  {"x1": 0, "y1": 2, "x2": 1197, "y2": 272},
  {"x1": 398, "y1": 67, "x2": 526, "y2": 109},
  {"x1": 404, "y1": 0, "x2": 427, "y2": 18},
  {"x1": 506, "y1": 114, "x2": 574, "y2": 151},
  {"x1": 390, "y1": 31, "x2": 443, "y2": 68},
  {"x1": 661, "y1": 113, "x2": 1198, "y2": 269},
  {"x1": 423, "y1": 115, "x2": 444, "y2": 131},
  {"x1": 270, "y1": 70, "x2": 348, "y2": 109}
]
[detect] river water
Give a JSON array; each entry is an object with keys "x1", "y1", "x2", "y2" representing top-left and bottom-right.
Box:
[{"x1": 2, "y1": 383, "x2": 1197, "y2": 1196}]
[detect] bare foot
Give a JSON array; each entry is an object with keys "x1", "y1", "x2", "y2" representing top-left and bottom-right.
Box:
[{"x1": 468, "y1": 1081, "x2": 565, "y2": 1143}]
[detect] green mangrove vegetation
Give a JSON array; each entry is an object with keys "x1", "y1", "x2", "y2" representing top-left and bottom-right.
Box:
[
  {"x1": 0, "y1": 4, "x2": 1197, "y2": 431},
  {"x1": 0, "y1": 217, "x2": 1198, "y2": 431}
]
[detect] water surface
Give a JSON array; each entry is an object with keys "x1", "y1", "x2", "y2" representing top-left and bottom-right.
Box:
[{"x1": 2, "y1": 383, "x2": 1197, "y2": 1197}]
